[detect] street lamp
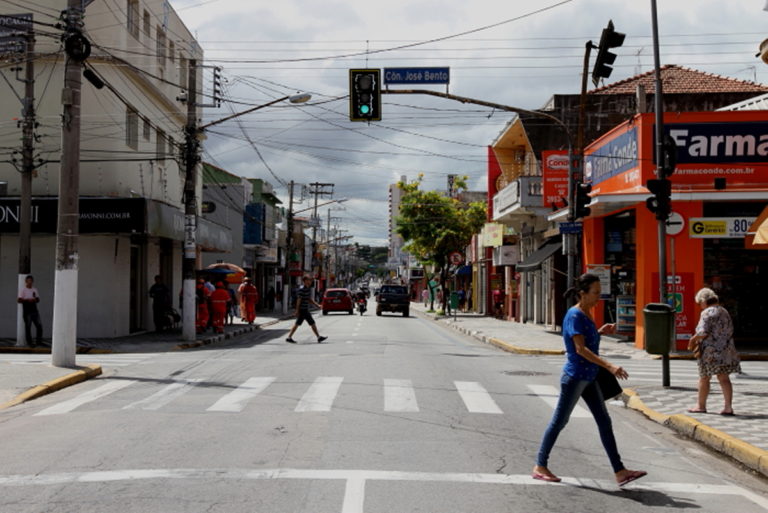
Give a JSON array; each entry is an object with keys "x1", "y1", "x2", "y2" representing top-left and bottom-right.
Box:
[{"x1": 181, "y1": 84, "x2": 312, "y2": 341}]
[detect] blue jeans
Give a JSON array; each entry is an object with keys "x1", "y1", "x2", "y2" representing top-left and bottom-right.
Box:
[{"x1": 536, "y1": 373, "x2": 625, "y2": 473}]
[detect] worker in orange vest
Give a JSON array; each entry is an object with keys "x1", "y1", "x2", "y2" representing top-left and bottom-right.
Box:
[
  {"x1": 210, "y1": 281, "x2": 230, "y2": 333},
  {"x1": 195, "y1": 279, "x2": 210, "y2": 333},
  {"x1": 238, "y1": 277, "x2": 259, "y2": 324}
]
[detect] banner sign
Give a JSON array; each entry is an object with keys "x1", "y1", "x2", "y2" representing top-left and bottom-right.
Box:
[
  {"x1": 542, "y1": 150, "x2": 569, "y2": 208},
  {"x1": 584, "y1": 127, "x2": 639, "y2": 185},
  {"x1": 688, "y1": 217, "x2": 756, "y2": 238}
]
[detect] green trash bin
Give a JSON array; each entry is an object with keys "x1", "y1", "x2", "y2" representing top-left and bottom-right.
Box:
[
  {"x1": 643, "y1": 302, "x2": 674, "y2": 355},
  {"x1": 449, "y1": 292, "x2": 459, "y2": 311}
]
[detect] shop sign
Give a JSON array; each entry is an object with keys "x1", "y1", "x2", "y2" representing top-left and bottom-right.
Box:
[
  {"x1": 652, "y1": 272, "x2": 696, "y2": 347},
  {"x1": 586, "y1": 264, "x2": 611, "y2": 299},
  {"x1": 493, "y1": 245, "x2": 519, "y2": 266},
  {"x1": 481, "y1": 222, "x2": 503, "y2": 247},
  {"x1": 0, "y1": 197, "x2": 145, "y2": 233},
  {"x1": 584, "y1": 127, "x2": 639, "y2": 185},
  {"x1": 541, "y1": 150, "x2": 569, "y2": 208},
  {"x1": 688, "y1": 217, "x2": 755, "y2": 238},
  {"x1": 492, "y1": 180, "x2": 519, "y2": 218}
]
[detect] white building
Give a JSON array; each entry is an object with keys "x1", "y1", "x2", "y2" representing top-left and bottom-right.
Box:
[
  {"x1": 0, "y1": 0, "x2": 230, "y2": 338},
  {"x1": 387, "y1": 176, "x2": 408, "y2": 278}
]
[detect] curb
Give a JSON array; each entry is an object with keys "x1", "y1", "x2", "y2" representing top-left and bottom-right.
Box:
[
  {"x1": 0, "y1": 363, "x2": 102, "y2": 411},
  {"x1": 173, "y1": 317, "x2": 291, "y2": 350},
  {"x1": 621, "y1": 388, "x2": 768, "y2": 478},
  {"x1": 414, "y1": 309, "x2": 565, "y2": 356}
]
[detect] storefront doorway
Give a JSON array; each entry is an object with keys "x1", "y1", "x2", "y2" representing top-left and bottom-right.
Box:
[{"x1": 603, "y1": 210, "x2": 637, "y2": 335}]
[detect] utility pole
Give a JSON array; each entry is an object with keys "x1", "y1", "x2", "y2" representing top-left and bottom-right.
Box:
[
  {"x1": 52, "y1": 1, "x2": 85, "y2": 367},
  {"x1": 326, "y1": 209, "x2": 332, "y2": 288},
  {"x1": 181, "y1": 59, "x2": 198, "y2": 341},
  {"x1": 308, "y1": 182, "x2": 333, "y2": 297},
  {"x1": 16, "y1": 25, "x2": 35, "y2": 346},
  {"x1": 282, "y1": 180, "x2": 295, "y2": 314},
  {"x1": 651, "y1": 0, "x2": 671, "y2": 386}
]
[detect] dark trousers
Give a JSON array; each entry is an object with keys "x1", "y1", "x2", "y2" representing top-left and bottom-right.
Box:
[{"x1": 23, "y1": 307, "x2": 43, "y2": 346}]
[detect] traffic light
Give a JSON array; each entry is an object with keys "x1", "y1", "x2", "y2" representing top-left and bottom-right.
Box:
[
  {"x1": 349, "y1": 69, "x2": 381, "y2": 122},
  {"x1": 575, "y1": 182, "x2": 592, "y2": 219},
  {"x1": 591, "y1": 20, "x2": 625, "y2": 87},
  {"x1": 645, "y1": 178, "x2": 671, "y2": 220},
  {"x1": 659, "y1": 134, "x2": 678, "y2": 177}
]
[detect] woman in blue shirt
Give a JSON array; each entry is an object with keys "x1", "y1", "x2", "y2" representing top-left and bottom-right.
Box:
[{"x1": 532, "y1": 273, "x2": 647, "y2": 487}]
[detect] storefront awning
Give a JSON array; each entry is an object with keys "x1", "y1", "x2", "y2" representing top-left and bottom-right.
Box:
[{"x1": 516, "y1": 240, "x2": 562, "y2": 272}]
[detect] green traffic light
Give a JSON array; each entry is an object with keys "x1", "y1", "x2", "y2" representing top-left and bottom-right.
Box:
[{"x1": 359, "y1": 105, "x2": 370, "y2": 115}]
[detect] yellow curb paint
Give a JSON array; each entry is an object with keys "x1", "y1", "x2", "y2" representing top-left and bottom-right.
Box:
[
  {"x1": 487, "y1": 337, "x2": 564, "y2": 356},
  {"x1": 0, "y1": 364, "x2": 102, "y2": 411},
  {"x1": 622, "y1": 388, "x2": 768, "y2": 478}
]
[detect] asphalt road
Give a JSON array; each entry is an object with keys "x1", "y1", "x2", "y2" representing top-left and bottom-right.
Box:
[{"x1": 1, "y1": 304, "x2": 767, "y2": 512}]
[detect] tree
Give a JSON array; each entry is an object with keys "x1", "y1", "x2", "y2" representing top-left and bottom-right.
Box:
[{"x1": 395, "y1": 176, "x2": 486, "y2": 313}]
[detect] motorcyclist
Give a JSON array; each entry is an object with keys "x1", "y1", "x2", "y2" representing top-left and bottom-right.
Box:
[{"x1": 355, "y1": 290, "x2": 367, "y2": 313}]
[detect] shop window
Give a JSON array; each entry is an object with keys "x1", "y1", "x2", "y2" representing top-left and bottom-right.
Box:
[
  {"x1": 156, "y1": 128, "x2": 166, "y2": 160},
  {"x1": 156, "y1": 27, "x2": 166, "y2": 67},
  {"x1": 143, "y1": 10, "x2": 150, "y2": 38}
]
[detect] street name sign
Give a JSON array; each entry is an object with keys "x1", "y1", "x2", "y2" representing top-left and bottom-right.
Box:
[
  {"x1": 559, "y1": 221, "x2": 583, "y2": 234},
  {"x1": 384, "y1": 67, "x2": 450, "y2": 85}
]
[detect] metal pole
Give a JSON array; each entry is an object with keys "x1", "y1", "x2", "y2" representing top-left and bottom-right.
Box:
[
  {"x1": 326, "y1": 209, "x2": 332, "y2": 287},
  {"x1": 651, "y1": 0, "x2": 670, "y2": 387},
  {"x1": 282, "y1": 181, "x2": 294, "y2": 314},
  {"x1": 52, "y1": 2, "x2": 84, "y2": 367},
  {"x1": 181, "y1": 59, "x2": 198, "y2": 341},
  {"x1": 16, "y1": 29, "x2": 35, "y2": 347}
]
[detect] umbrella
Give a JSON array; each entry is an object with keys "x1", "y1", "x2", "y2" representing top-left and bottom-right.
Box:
[{"x1": 205, "y1": 262, "x2": 247, "y2": 284}]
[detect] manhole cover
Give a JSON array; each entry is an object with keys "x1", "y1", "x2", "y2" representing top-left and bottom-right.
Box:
[{"x1": 503, "y1": 370, "x2": 551, "y2": 377}]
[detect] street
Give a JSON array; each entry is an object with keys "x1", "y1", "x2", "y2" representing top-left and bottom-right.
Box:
[{"x1": 1, "y1": 307, "x2": 767, "y2": 513}]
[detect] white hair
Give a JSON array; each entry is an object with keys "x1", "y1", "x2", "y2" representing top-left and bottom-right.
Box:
[{"x1": 694, "y1": 287, "x2": 719, "y2": 305}]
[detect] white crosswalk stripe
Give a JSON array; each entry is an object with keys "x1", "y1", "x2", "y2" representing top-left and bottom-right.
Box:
[
  {"x1": 384, "y1": 379, "x2": 419, "y2": 412},
  {"x1": 26, "y1": 375, "x2": 639, "y2": 418},
  {"x1": 207, "y1": 377, "x2": 276, "y2": 412},
  {"x1": 295, "y1": 377, "x2": 344, "y2": 412},
  {"x1": 1, "y1": 354, "x2": 149, "y2": 368},
  {"x1": 455, "y1": 381, "x2": 503, "y2": 414},
  {"x1": 123, "y1": 379, "x2": 205, "y2": 411},
  {"x1": 526, "y1": 384, "x2": 591, "y2": 418},
  {"x1": 35, "y1": 379, "x2": 137, "y2": 416}
]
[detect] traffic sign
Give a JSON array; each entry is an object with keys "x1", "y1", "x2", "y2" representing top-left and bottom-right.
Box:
[
  {"x1": 384, "y1": 67, "x2": 450, "y2": 85},
  {"x1": 559, "y1": 221, "x2": 583, "y2": 234}
]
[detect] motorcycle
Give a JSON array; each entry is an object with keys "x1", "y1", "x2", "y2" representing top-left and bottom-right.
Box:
[{"x1": 357, "y1": 298, "x2": 367, "y2": 315}]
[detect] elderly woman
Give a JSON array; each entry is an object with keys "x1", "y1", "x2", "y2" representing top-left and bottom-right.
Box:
[{"x1": 687, "y1": 287, "x2": 741, "y2": 416}]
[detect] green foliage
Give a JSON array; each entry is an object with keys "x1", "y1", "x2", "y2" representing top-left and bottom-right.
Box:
[{"x1": 395, "y1": 176, "x2": 486, "y2": 268}]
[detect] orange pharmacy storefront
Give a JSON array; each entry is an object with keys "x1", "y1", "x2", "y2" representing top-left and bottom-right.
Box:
[{"x1": 580, "y1": 111, "x2": 768, "y2": 350}]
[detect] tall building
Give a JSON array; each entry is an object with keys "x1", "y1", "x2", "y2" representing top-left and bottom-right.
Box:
[{"x1": 388, "y1": 176, "x2": 407, "y2": 277}]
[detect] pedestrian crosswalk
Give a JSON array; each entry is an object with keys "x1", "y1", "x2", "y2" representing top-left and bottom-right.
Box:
[{"x1": 31, "y1": 376, "x2": 566, "y2": 418}]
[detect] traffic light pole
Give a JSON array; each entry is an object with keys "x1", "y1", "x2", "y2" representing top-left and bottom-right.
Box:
[{"x1": 651, "y1": 0, "x2": 671, "y2": 387}]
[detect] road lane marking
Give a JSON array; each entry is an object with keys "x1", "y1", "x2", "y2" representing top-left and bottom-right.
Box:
[
  {"x1": 454, "y1": 381, "x2": 502, "y2": 414},
  {"x1": 0, "y1": 469, "x2": 765, "y2": 512},
  {"x1": 526, "y1": 384, "x2": 591, "y2": 418},
  {"x1": 34, "y1": 379, "x2": 136, "y2": 416},
  {"x1": 123, "y1": 379, "x2": 204, "y2": 411},
  {"x1": 295, "y1": 377, "x2": 344, "y2": 412},
  {"x1": 206, "y1": 377, "x2": 275, "y2": 413},
  {"x1": 384, "y1": 379, "x2": 419, "y2": 412}
]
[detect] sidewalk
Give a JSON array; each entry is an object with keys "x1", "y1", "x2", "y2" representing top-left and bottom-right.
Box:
[
  {"x1": 411, "y1": 300, "x2": 768, "y2": 477},
  {"x1": 0, "y1": 311, "x2": 291, "y2": 411}
]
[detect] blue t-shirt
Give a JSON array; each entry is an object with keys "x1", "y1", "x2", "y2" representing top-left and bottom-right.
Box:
[{"x1": 562, "y1": 306, "x2": 600, "y2": 381}]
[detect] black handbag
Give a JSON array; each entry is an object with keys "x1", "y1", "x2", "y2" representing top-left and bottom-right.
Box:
[{"x1": 596, "y1": 366, "x2": 623, "y2": 400}]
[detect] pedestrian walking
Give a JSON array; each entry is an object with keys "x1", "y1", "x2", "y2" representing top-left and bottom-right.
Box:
[
  {"x1": 686, "y1": 287, "x2": 741, "y2": 416},
  {"x1": 209, "y1": 281, "x2": 230, "y2": 333},
  {"x1": 421, "y1": 288, "x2": 429, "y2": 307},
  {"x1": 17, "y1": 275, "x2": 43, "y2": 347},
  {"x1": 238, "y1": 277, "x2": 259, "y2": 324},
  {"x1": 148, "y1": 275, "x2": 171, "y2": 332},
  {"x1": 226, "y1": 283, "x2": 238, "y2": 325},
  {"x1": 533, "y1": 273, "x2": 647, "y2": 486},
  {"x1": 286, "y1": 275, "x2": 327, "y2": 344}
]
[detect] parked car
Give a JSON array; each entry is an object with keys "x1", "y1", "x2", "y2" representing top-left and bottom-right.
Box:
[
  {"x1": 376, "y1": 285, "x2": 410, "y2": 317},
  {"x1": 322, "y1": 288, "x2": 354, "y2": 315}
]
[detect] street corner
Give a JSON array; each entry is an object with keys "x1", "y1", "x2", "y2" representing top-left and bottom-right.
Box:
[
  {"x1": 487, "y1": 337, "x2": 564, "y2": 356},
  {"x1": 0, "y1": 363, "x2": 102, "y2": 411}
]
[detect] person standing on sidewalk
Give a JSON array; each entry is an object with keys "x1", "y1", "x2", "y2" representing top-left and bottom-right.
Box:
[
  {"x1": 17, "y1": 275, "x2": 43, "y2": 347},
  {"x1": 238, "y1": 278, "x2": 259, "y2": 324},
  {"x1": 286, "y1": 275, "x2": 327, "y2": 344},
  {"x1": 533, "y1": 273, "x2": 647, "y2": 486},
  {"x1": 209, "y1": 281, "x2": 230, "y2": 334},
  {"x1": 148, "y1": 275, "x2": 171, "y2": 332},
  {"x1": 687, "y1": 287, "x2": 741, "y2": 416}
]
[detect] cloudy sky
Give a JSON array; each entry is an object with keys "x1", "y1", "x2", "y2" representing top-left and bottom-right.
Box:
[{"x1": 167, "y1": 0, "x2": 768, "y2": 246}]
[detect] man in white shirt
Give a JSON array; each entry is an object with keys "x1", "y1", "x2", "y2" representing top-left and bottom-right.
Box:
[{"x1": 17, "y1": 275, "x2": 43, "y2": 347}]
